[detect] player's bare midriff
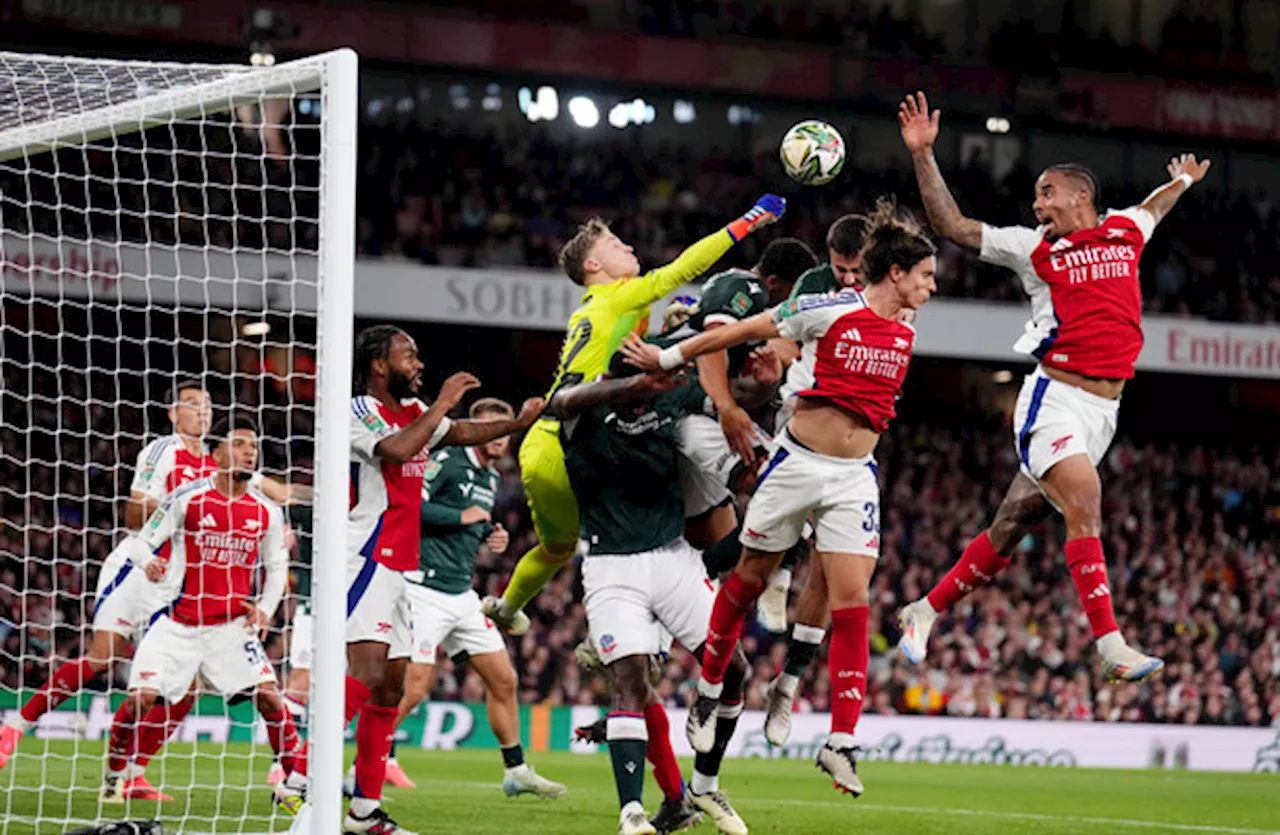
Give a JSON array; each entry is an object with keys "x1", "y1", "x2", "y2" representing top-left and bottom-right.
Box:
[
  {"x1": 1042, "y1": 365, "x2": 1125, "y2": 400},
  {"x1": 789, "y1": 397, "x2": 879, "y2": 459}
]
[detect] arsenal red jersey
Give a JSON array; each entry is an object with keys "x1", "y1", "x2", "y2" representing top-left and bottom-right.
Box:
[
  {"x1": 135, "y1": 479, "x2": 288, "y2": 626},
  {"x1": 349, "y1": 396, "x2": 452, "y2": 572},
  {"x1": 772, "y1": 290, "x2": 915, "y2": 433},
  {"x1": 980, "y1": 207, "x2": 1156, "y2": 379}
]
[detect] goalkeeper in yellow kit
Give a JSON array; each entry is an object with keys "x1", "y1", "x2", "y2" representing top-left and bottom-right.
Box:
[{"x1": 481, "y1": 194, "x2": 787, "y2": 634}]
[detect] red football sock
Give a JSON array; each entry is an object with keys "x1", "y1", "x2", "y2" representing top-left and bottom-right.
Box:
[
  {"x1": 926, "y1": 531, "x2": 1011, "y2": 612},
  {"x1": 291, "y1": 740, "x2": 310, "y2": 777},
  {"x1": 643, "y1": 703, "x2": 683, "y2": 802},
  {"x1": 1065, "y1": 537, "x2": 1119, "y2": 638},
  {"x1": 261, "y1": 707, "x2": 302, "y2": 776},
  {"x1": 701, "y1": 572, "x2": 764, "y2": 685},
  {"x1": 345, "y1": 676, "x2": 371, "y2": 726},
  {"x1": 133, "y1": 694, "x2": 195, "y2": 768},
  {"x1": 352, "y1": 704, "x2": 397, "y2": 801},
  {"x1": 106, "y1": 699, "x2": 140, "y2": 774},
  {"x1": 828, "y1": 606, "x2": 869, "y2": 735},
  {"x1": 21, "y1": 658, "x2": 99, "y2": 723}
]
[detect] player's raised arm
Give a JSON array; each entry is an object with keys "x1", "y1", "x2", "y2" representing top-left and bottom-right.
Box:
[
  {"x1": 899, "y1": 91, "x2": 983, "y2": 251},
  {"x1": 1138, "y1": 153, "x2": 1211, "y2": 226},
  {"x1": 371, "y1": 371, "x2": 479, "y2": 464},
  {"x1": 437, "y1": 397, "x2": 545, "y2": 447},
  {"x1": 620, "y1": 311, "x2": 781, "y2": 372},
  {"x1": 549, "y1": 373, "x2": 686, "y2": 420},
  {"x1": 608, "y1": 195, "x2": 786, "y2": 312},
  {"x1": 253, "y1": 474, "x2": 314, "y2": 506}
]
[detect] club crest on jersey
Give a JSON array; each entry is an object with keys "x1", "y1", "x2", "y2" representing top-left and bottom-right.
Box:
[
  {"x1": 1105, "y1": 227, "x2": 1127, "y2": 239},
  {"x1": 894, "y1": 337, "x2": 910, "y2": 349},
  {"x1": 600, "y1": 634, "x2": 617, "y2": 654},
  {"x1": 243, "y1": 518, "x2": 261, "y2": 531},
  {"x1": 730, "y1": 291, "x2": 753, "y2": 316}
]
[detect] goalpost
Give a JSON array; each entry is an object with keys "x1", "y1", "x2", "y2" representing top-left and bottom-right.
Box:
[{"x1": 0, "y1": 48, "x2": 354, "y2": 833}]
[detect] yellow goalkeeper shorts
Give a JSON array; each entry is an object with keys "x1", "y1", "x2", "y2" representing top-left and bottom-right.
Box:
[{"x1": 519, "y1": 420, "x2": 580, "y2": 547}]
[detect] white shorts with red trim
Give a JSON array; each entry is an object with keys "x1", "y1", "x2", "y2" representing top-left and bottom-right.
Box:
[
  {"x1": 128, "y1": 615, "x2": 275, "y2": 703},
  {"x1": 288, "y1": 608, "x2": 313, "y2": 671},
  {"x1": 405, "y1": 584, "x2": 506, "y2": 663},
  {"x1": 346, "y1": 555, "x2": 413, "y2": 660},
  {"x1": 739, "y1": 430, "x2": 880, "y2": 556},
  {"x1": 1013, "y1": 366, "x2": 1119, "y2": 483},
  {"x1": 583, "y1": 538, "x2": 715, "y2": 665}
]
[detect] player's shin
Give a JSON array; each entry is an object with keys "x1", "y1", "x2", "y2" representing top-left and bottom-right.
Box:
[
  {"x1": 643, "y1": 703, "x2": 684, "y2": 803},
  {"x1": 606, "y1": 712, "x2": 649, "y2": 809},
  {"x1": 828, "y1": 605, "x2": 870, "y2": 743},
  {"x1": 133, "y1": 693, "x2": 196, "y2": 769},
  {"x1": 345, "y1": 675, "x2": 372, "y2": 725},
  {"x1": 500, "y1": 542, "x2": 572, "y2": 612},
  {"x1": 350, "y1": 703, "x2": 398, "y2": 810},
  {"x1": 925, "y1": 530, "x2": 1011, "y2": 612},
  {"x1": 1065, "y1": 537, "x2": 1119, "y2": 639},
  {"x1": 16, "y1": 656, "x2": 101, "y2": 728},
  {"x1": 692, "y1": 701, "x2": 741, "y2": 794},
  {"x1": 700, "y1": 572, "x2": 765, "y2": 688},
  {"x1": 106, "y1": 696, "x2": 144, "y2": 776}
]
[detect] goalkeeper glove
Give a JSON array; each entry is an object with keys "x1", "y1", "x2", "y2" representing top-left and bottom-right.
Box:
[{"x1": 726, "y1": 194, "x2": 786, "y2": 241}]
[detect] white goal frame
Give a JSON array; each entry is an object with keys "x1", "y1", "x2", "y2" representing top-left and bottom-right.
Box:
[{"x1": 0, "y1": 47, "x2": 356, "y2": 833}]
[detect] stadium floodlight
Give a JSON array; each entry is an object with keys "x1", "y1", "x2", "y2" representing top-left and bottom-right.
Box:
[
  {"x1": 518, "y1": 86, "x2": 559, "y2": 122},
  {"x1": 568, "y1": 95, "x2": 599, "y2": 128},
  {"x1": 986, "y1": 116, "x2": 1011, "y2": 134},
  {"x1": 0, "y1": 48, "x2": 355, "y2": 833},
  {"x1": 674, "y1": 100, "x2": 696, "y2": 124}
]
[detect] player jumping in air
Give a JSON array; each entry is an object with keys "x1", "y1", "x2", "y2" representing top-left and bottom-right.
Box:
[
  {"x1": 388, "y1": 396, "x2": 565, "y2": 798},
  {"x1": 762, "y1": 212, "x2": 878, "y2": 744},
  {"x1": 315, "y1": 325, "x2": 542, "y2": 835},
  {"x1": 97, "y1": 417, "x2": 304, "y2": 809},
  {"x1": 894, "y1": 91, "x2": 1210, "y2": 682},
  {"x1": 1, "y1": 379, "x2": 306, "y2": 794},
  {"x1": 552, "y1": 370, "x2": 753, "y2": 835},
  {"x1": 621, "y1": 202, "x2": 938, "y2": 797},
  {"x1": 482, "y1": 195, "x2": 787, "y2": 635}
]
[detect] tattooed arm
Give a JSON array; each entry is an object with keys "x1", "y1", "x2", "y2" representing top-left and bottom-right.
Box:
[{"x1": 899, "y1": 91, "x2": 983, "y2": 251}]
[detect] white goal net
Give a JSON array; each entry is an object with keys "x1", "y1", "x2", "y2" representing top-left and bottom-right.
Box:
[{"x1": 0, "y1": 49, "x2": 355, "y2": 833}]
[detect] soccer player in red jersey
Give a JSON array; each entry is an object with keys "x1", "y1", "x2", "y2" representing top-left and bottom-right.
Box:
[
  {"x1": 0, "y1": 379, "x2": 215, "y2": 796},
  {"x1": 96, "y1": 416, "x2": 304, "y2": 808},
  {"x1": 894, "y1": 91, "x2": 1210, "y2": 681},
  {"x1": 622, "y1": 203, "x2": 938, "y2": 796},
  {"x1": 331, "y1": 325, "x2": 543, "y2": 835}
]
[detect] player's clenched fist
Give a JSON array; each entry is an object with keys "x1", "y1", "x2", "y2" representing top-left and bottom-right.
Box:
[
  {"x1": 486, "y1": 523, "x2": 510, "y2": 554},
  {"x1": 727, "y1": 194, "x2": 786, "y2": 241},
  {"x1": 437, "y1": 371, "x2": 481, "y2": 410},
  {"x1": 144, "y1": 559, "x2": 167, "y2": 583},
  {"x1": 516, "y1": 397, "x2": 546, "y2": 426}
]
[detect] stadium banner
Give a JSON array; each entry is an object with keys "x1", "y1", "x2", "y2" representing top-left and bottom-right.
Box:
[
  {"x1": 0, "y1": 232, "x2": 318, "y2": 311},
  {"x1": 5, "y1": 242, "x2": 1277, "y2": 380},
  {"x1": 4, "y1": 693, "x2": 1278, "y2": 772}
]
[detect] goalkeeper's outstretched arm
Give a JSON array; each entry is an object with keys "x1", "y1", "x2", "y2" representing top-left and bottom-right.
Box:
[{"x1": 607, "y1": 195, "x2": 786, "y2": 312}]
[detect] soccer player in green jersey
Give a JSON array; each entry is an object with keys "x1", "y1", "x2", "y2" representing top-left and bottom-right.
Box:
[
  {"x1": 788, "y1": 213, "x2": 872, "y2": 299},
  {"x1": 552, "y1": 372, "x2": 751, "y2": 835},
  {"x1": 392, "y1": 398, "x2": 566, "y2": 799}
]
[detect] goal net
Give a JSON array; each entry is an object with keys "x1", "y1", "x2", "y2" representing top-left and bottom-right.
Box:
[{"x1": 0, "y1": 49, "x2": 355, "y2": 833}]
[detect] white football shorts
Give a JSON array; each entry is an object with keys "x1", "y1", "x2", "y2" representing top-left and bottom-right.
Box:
[
  {"x1": 739, "y1": 430, "x2": 880, "y2": 556},
  {"x1": 92, "y1": 544, "x2": 176, "y2": 644},
  {"x1": 128, "y1": 615, "x2": 276, "y2": 704},
  {"x1": 676, "y1": 413, "x2": 774, "y2": 518},
  {"x1": 405, "y1": 584, "x2": 506, "y2": 664},
  {"x1": 346, "y1": 555, "x2": 413, "y2": 660},
  {"x1": 582, "y1": 537, "x2": 715, "y2": 664},
  {"x1": 288, "y1": 607, "x2": 313, "y2": 672},
  {"x1": 1013, "y1": 366, "x2": 1120, "y2": 484}
]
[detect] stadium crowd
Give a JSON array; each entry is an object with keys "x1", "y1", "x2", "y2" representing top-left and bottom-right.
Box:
[{"x1": 355, "y1": 122, "x2": 1280, "y2": 325}]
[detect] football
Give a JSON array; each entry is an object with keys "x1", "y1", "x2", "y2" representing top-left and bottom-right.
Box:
[{"x1": 779, "y1": 119, "x2": 846, "y2": 185}]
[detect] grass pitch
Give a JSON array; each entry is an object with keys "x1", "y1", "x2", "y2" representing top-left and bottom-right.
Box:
[{"x1": 2, "y1": 741, "x2": 1277, "y2": 834}]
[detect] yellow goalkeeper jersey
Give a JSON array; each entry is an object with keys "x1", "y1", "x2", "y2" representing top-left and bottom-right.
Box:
[{"x1": 542, "y1": 228, "x2": 735, "y2": 405}]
